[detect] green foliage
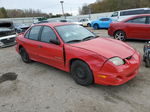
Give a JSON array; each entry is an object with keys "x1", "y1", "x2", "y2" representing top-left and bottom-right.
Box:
[
  {"x1": 80, "y1": 0, "x2": 150, "y2": 14},
  {"x1": 0, "y1": 7, "x2": 8, "y2": 18}
]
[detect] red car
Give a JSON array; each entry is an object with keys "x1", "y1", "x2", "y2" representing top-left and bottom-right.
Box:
[
  {"x1": 108, "y1": 14, "x2": 150, "y2": 41},
  {"x1": 16, "y1": 23, "x2": 141, "y2": 86}
]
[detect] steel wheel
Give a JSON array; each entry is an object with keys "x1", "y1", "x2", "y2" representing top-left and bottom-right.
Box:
[{"x1": 71, "y1": 60, "x2": 93, "y2": 86}]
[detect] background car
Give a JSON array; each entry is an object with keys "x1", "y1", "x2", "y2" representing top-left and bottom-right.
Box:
[
  {"x1": 143, "y1": 41, "x2": 150, "y2": 67},
  {"x1": 91, "y1": 17, "x2": 113, "y2": 30},
  {"x1": 15, "y1": 24, "x2": 30, "y2": 34},
  {"x1": 79, "y1": 18, "x2": 91, "y2": 27},
  {"x1": 16, "y1": 23, "x2": 140, "y2": 86},
  {"x1": 0, "y1": 21, "x2": 16, "y2": 48},
  {"x1": 111, "y1": 8, "x2": 150, "y2": 21},
  {"x1": 108, "y1": 14, "x2": 150, "y2": 41}
]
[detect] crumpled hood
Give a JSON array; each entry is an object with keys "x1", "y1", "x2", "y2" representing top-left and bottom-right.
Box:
[
  {"x1": 70, "y1": 37, "x2": 135, "y2": 59},
  {"x1": 0, "y1": 28, "x2": 13, "y2": 32}
]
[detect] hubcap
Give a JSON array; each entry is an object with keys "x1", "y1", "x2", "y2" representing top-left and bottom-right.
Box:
[
  {"x1": 115, "y1": 32, "x2": 124, "y2": 40},
  {"x1": 75, "y1": 67, "x2": 86, "y2": 79}
]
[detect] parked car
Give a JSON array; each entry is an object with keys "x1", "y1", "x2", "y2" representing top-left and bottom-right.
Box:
[
  {"x1": 0, "y1": 21, "x2": 16, "y2": 48},
  {"x1": 34, "y1": 20, "x2": 49, "y2": 24},
  {"x1": 108, "y1": 14, "x2": 150, "y2": 41},
  {"x1": 79, "y1": 18, "x2": 91, "y2": 27},
  {"x1": 91, "y1": 17, "x2": 113, "y2": 30},
  {"x1": 15, "y1": 24, "x2": 30, "y2": 34},
  {"x1": 111, "y1": 8, "x2": 150, "y2": 21},
  {"x1": 59, "y1": 19, "x2": 82, "y2": 26},
  {"x1": 16, "y1": 23, "x2": 141, "y2": 86},
  {"x1": 143, "y1": 41, "x2": 150, "y2": 67}
]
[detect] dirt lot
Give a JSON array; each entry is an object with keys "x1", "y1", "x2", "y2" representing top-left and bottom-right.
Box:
[{"x1": 0, "y1": 28, "x2": 150, "y2": 112}]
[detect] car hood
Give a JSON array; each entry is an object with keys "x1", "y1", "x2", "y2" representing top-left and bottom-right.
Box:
[
  {"x1": 0, "y1": 28, "x2": 13, "y2": 32},
  {"x1": 70, "y1": 37, "x2": 135, "y2": 59}
]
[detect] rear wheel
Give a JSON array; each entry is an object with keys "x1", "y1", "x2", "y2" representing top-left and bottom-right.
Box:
[
  {"x1": 19, "y1": 47, "x2": 32, "y2": 63},
  {"x1": 114, "y1": 31, "x2": 126, "y2": 41},
  {"x1": 71, "y1": 60, "x2": 94, "y2": 86},
  {"x1": 93, "y1": 24, "x2": 99, "y2": 30},
  {"x1": 145, "y1": 54, "x2": 150, "y2": 67},
  {"x1": 87, "y1": 23, "x2": 91, "y2": 27}
]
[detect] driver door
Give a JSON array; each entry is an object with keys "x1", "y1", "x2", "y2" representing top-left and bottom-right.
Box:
[{"x1": 37, "y1": 26, "x2": 64, "y2": 68}]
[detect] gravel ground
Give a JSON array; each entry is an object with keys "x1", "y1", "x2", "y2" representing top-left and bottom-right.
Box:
[{"x1": 0, "y1": 28, "x2": 150, "y2": 112}]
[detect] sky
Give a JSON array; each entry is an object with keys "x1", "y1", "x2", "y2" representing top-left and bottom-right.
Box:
[{"x1": 0, "y1": 0, "x2": 96, "y2": 15}]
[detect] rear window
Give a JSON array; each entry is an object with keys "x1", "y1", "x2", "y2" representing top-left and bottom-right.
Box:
[
  {"x1": 126, "y1": 17, "x2": 146, "y2": 24},
  {"x1": 100, "y1": 18, "x2": 110, "y2": 21},
  {"x1": 120, "y1": 9, "x2": 150, "y2": 16}
]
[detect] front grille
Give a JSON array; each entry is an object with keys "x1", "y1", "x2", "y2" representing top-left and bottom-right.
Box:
[
  {"x1": 1, "y1": 37, "x2": 16, "y2": 44},
  {"x1": 0, "y1": 31, "x2": 15, "y2": 37}
]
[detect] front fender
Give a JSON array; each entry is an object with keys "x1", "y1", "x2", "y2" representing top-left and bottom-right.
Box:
[{"x1": 65, "y1": 44, "x2": 107, "y2": 73}]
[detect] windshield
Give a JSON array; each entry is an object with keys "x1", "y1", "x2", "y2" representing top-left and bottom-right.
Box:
[{"x1": 55, "y1": 24, "x2": 96, "y2": 43}]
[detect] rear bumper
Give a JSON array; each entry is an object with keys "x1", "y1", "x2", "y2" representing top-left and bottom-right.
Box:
[{"x1": 94, "y1": 51, "x2": 141, "y2": 86}]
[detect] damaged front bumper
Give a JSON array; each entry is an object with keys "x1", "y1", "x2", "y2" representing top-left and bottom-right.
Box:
[{"x1": 0, "y1": 34, "x2": 17, "y2": 48}]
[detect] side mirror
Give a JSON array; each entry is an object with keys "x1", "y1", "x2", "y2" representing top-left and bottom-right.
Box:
[{"x1": 50, "y1": 39, "x2": 60, "y2": 45}]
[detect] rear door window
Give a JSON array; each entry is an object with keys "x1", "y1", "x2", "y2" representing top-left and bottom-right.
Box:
[
  {"x1": 28, "y1": 26, "x2": 41, "y2": 40},
  {"x1": 126, "y1": 17, "x2": 146, "y2": 24},
  {"x1": 100, "y1": 18, "x2": 110, "y2": 21},
  {"x1": 40, "y1": 26, "x2": 57, "y2": 43}
]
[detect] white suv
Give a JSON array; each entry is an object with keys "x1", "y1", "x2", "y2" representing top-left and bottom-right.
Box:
[{"x1": 111, "y1": 8, "x2": 150, "y2": 21}]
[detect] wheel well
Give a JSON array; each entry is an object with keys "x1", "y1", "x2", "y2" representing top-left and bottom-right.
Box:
[
  {"x1": 114, "y1": 30, "x2": 125, "y2": 36},
  {"x1": 69, "y1": 58, "x2": 91, "y2": 71},
  {"x1": 94, "y1": 23, "x2": 99, "y2": 26},
  {"x1": 87, "y1": 23, "x2": 91, "y2": 25},
  {"x1": 19, "y1": 45, "x2": 23, "y2": 50},
  {"x1": 18, "y1": 45, "x2": 24, "y2": 53}
]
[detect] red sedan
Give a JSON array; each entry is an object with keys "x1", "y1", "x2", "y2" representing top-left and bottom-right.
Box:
[
  {"x1": 108, "y1": 14, "x2": 150, "y2": 41},
  {"x1": 16, "y1": 23, "x2": 141, "y2": 86}
]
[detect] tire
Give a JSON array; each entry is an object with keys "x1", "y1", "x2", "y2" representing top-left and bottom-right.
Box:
[
  {"x1": 145, "y1": 54, "x2": 150, "y2": 67},
  {"x1": 71, "y1": 60, "x2": 94, "y2": 86},
  {"x1": 114, "y1": 30, "x2": 126, "y2": 41},
  {"x1": 93, "y1": 24, "x2": 99, "y2": 30},
  {"x1": 87, "y1": 23, "x2": 91, "y2": 27},
  {"x1": 19, "y1": 47, "x2": 32, "y2": 63}
]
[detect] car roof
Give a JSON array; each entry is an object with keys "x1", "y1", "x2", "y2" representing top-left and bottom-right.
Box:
[
  {"x1": 33, "y1": 22, "x2": 74, "y2": 27},
  {"x1": 115, "y1": 8, "x2": 150, "y2": 12}
]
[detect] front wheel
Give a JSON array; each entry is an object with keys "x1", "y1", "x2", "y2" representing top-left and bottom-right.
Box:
[
  {"x1": 71, "y1": 60, "x2": 94, "y2": 86},
  {"x1": 114, "y1": 31, "x2": 126, "y2": 41}
]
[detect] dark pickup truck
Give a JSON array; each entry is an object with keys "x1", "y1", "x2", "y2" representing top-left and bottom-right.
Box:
[{"x1": 0, "y1": 21, "x2": 16, "y2": 48}]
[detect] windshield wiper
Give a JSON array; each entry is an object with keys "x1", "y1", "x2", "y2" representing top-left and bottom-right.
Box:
[
  {"x1": 66, "y1": 39, "x2": 82, "y2": 43},
  {"x1": 82, "y1": 36, "x2": 98, "y2": 41}
]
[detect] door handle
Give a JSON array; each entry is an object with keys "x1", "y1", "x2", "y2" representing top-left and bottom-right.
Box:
[{"x1": 38, "y1": 45, "x2": 43, "y2": 48}]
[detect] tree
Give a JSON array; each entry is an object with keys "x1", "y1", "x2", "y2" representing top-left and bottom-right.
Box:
[
  {"x1": 0, "y1": 7, "x2": 8, "y2": 18},
  {"x1": 80, "y1": 0, "x2": 150, "y2": 14}
]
